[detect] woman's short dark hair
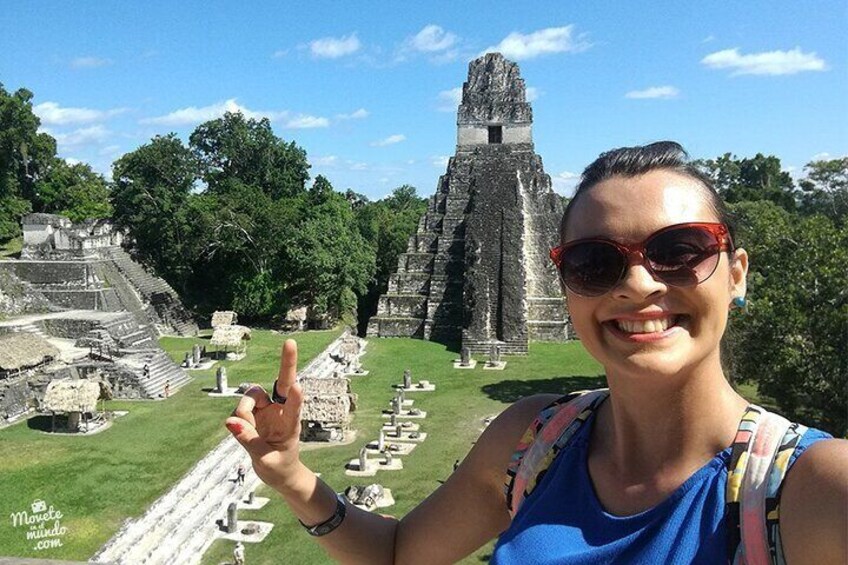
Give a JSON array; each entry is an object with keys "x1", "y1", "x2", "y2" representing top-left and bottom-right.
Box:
[{"x1": 560, "y1": 141, "x2": 736, "y2": 246}]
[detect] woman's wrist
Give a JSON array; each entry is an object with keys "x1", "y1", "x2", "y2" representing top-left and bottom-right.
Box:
[{"x1": 268, "y1": 459, "x2": 314, "y2": 494}]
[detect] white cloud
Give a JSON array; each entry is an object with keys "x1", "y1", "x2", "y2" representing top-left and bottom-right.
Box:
[
  {"x1": 272, "y1": 49, "x2": 289, "y2": 59},
  {"x1": 313, "y1": 155, "x2": 339, "y2": 167},
  {"x1": 437, "y1": 87, "x2": 463, "y2": 112},
  {"x1": 141, "y1": 99, "x2": 329, "y2": 129},
  {"x1": 701, "y1": 47, "x2": 827, "y2": 76},
  {"x1": 810, "y1": 152, "x2": 832, "y2": 161},
  {"x1": 409, "y1": 25, "x2": 457, "y2": 53},
  {"x1": 336, "y1": 108, "x2": 369, "y2": 120},
  {"x1": 71, "y1": 56, "x2": 112, "y2": 69},
  {"x1": 141, "y1": 99, "x2": 289, "y2": 126},
  {"x1": 625, "y1": 85, "x2": 680, "y2": 99},
  {"x1": 431, "y1": 155, "x2": 450, "y2": 168},
  {"x1": 64, "y1": 157, "x2": 83, "y2": 166},
  {"x1": 371, "y1": 134, "x2": 406, "y2": 147},
  {"x1": 309, "y1": 33, "x2": 361, "y2": 59},
  {"x1": 50, "y1": 125, "x2": 112, "y2": 147},
  {"x1": 34, "y1": 101, "x2": 127, "y2": 125},
  {"x1": 481, "y1": 26, "x2": 590, "y2": 61},
  {"x1": 552, "y1": 170, "x2": 581, "y2": 196},
  {"x1": 526, "y1": 86, "x2": 539, "y2": 102},
  {"x1": 702, "y1": 35, "x2": 716, "y2": 44},
  {"x1": 349, "y1": 161, "x2": 369, "y2": 171},
  {"x1": 284, "y1": 114, "x2": 329, "y2": 129}
]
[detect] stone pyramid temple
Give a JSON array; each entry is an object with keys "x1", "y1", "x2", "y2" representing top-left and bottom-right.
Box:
[{"x1": 367, "y1": 53, "x2": 570, "y2": 354}]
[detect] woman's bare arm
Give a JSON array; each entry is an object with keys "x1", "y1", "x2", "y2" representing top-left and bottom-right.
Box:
[
  {"x1": 226, "y1": 338, "x2": 559, "y2": 564},
  {"x1": 780, "y1": 439, "x2": 848, "y2": 565}
]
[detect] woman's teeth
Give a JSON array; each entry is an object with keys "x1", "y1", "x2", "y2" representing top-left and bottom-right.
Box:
[{"x1": 615, "y1": 317, "x2": 676, "y2": 334}]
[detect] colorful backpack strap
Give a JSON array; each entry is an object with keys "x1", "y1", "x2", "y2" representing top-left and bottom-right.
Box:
[
  {"x1": 726, "y1": 405, "x2": 808, "y2": 565},
  {"x1": 504, "y1": 388, "x2": 610, "y2": 517}
]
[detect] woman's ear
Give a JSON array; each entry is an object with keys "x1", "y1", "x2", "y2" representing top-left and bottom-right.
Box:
[{"x1": 729, "y1": 247, "x2": 748, "y2": 300}]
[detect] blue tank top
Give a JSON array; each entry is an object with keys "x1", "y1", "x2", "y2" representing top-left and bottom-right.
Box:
[{"x1": 493, "y1": 410, "x2": 831, "y2": 564}]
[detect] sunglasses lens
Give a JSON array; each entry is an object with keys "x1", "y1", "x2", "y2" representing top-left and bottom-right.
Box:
[
  {"x1": 560, "y1": 242, "x2": 625, "y2": 296},
  {"x1": 646, "y1": 226, "x2": 721, "y2": 286}
]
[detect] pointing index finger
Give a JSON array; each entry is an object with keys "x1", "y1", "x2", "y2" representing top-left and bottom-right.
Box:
[{"x1": 274, "y1": 339, "x2": 298, "y2": 400}]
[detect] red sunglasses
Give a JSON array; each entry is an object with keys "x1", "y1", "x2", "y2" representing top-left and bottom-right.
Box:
[{"x1": 550, "y1": 222, "x2": 733, "y2": 297}]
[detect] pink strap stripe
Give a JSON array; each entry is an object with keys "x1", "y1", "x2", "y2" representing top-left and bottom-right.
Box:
[
  {"x1": 510, "y1": 390, "x2": 606, "y2": 516},
  {"x1": 739, "y1": 410, "x2": 792, "y2": 565}
]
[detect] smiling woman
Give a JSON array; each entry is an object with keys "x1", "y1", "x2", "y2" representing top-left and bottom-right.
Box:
[{"x1": 225, "y1": 142, "x2": 848, "y2": 565}]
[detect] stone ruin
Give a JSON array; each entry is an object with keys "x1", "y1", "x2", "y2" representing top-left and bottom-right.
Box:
[
  {"x1": 367, "y1": 53, "x2": 569, "y2": 354},
  {"x1": 5, "y1": 213, "x2": 198, "y2": 336},
  {"x1": 298, "y1": 330, "x2": 366, "y2": 441},
  {"x1": 0, "y1": 214, "x2": 196, "y2": 422}
]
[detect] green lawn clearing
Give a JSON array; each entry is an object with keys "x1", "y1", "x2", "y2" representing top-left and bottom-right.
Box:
[
  {"x1": 201, "y1": 338, "x2": 606, "y2": 565},
  {"x1": 0, "y1": 327, "x2": 342, "y2": 560}
]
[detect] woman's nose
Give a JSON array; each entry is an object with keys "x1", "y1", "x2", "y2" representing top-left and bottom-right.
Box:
[{"x1": 613, "y1": 262, "x2": 667, "y2": 301}]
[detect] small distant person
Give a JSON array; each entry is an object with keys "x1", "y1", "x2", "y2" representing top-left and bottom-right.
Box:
[
  {"x1": 233, "y1": 541, "x2": 245, "y2": 565},
  {"x1": 164, "y1": 381, "x2": 170, "y2": 398},
  {"x1": 143, "y1": 364, "x2": 150, "y2": 379},
  {"x1": 237, "y1": 463, "x2": 246, "y2": 485}
]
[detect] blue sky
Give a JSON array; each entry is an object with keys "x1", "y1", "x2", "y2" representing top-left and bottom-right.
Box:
[{"x1": 1, "y1": 1, "x2": 845, "y2": 199}]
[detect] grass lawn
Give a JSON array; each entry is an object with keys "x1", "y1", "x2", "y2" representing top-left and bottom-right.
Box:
[
  {"x1": 0, "y1": 327, "x2": 342, "y2": 560},
  {"x1": 201, "y1": 338, "x2": 607, "y2": 565},
  {"x1": 0, "y1": 237, "x2": 21, "y2": 258}
]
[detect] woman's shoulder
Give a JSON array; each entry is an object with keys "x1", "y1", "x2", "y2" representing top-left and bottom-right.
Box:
[{"x1": 779, "y1": 434, "x2": 848, "y2": 564}]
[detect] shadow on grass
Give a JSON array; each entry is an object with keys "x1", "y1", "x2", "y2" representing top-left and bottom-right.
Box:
[
  {"x1": 481, "y1": 375, "x2": 607, "y2": 404},
  {"x1": 26, "y1": 415, "x2": 56, "y2": 432}
]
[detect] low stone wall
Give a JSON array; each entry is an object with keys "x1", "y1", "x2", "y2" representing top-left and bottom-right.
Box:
[
  {"x1": 0, "y1": 268, "x2": 51, "y2": 317},
  {"x1": 0, "y1": 260, "x2": 90, "y2": 286},
  {"x1": 0, "y1": 370, "x2": 51, "y2": 422},
  {"x1": 378, "y1": 295, "x2": 427, "y2": 318},
  {"x1": 366, "y1": 317, "x2": 424, "y2": 338},
  {"x1": 42, "y1": 317, "x2": 101, "y2": 339},
  {"x1": 527, "y1": 321, "x2": 571, "y2": 341},
  {"x1": 40, "y1": 289, "x2": 101, "y2": 310},
  {"x1": 98, "y1": 364, "x2": 146, "y2": 399}
]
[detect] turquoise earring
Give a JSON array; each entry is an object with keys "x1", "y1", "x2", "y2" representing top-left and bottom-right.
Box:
[{"x1": 732, "y1": 296, "x2": 747, "y2": 310}]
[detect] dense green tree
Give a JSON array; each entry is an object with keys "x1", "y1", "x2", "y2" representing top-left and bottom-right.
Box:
[
  {"x1": 189, "y1": 112, "x2": 309, "y2": 199},
  {"x1": 36, "y1": 159, "x2": 112, "y2": 222},
  {"x1": 727, "y1": 201, "x2": 847, "y2": 435},
  {"x1": 290, "y1": 184, "x2": 375, "y2": 325},
  {"x1": 0, "y1": 84, "x2": 55, "y2": 241},
  {"x1": 111, "y1": 134, "x2": 198, "y2": 288},
  {"x1": 353, "y1": 185, "x2": 428, "y2": 333},
  {"x1": 798, "y1": 157, "x2": 848, "y2": 223},
  {"x1": 699, "y1": 153, "x2": 796, "y2": 211}
]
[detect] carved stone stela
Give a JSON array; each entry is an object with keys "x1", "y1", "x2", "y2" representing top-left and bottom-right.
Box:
[{"x1": 367, "y1": 53, "x2": 569, "y2": 354}]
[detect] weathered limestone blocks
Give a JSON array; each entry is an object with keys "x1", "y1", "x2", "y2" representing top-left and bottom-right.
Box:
[
  {"x1": 298, "y1": 330, "x2": 366, "y2": 442},
  {"x1": 453, "y1": 346, "x2": 478, "y2": 369},
  {"x1": 345, "y1": 446, "x2": 403, "y2": 477},
  {"x1": 344, "y1": 484, "x2": 395, "y2": 511},
  {"x1": 368, "y1": 53, "x2": 569, "y2": 352}
]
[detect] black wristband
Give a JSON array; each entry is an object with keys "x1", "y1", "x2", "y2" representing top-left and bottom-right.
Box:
[{"x1": 299, "y1": 492, "x2": 347, "y2": 537}]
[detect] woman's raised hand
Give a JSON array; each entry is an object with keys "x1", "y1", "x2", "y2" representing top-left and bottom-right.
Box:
[{"x1": 225, "y1": 339, "x2": 304, "y2": 490}]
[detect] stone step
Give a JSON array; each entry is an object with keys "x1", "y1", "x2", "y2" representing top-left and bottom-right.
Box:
[
  {"x1": 92, "y1": 436, "x2": 248, "y2": 565},
  {"x1": 387, "y1": 272, "x2": 431, "y2": 295},
  {"x1": 366, "y1": 316, "x2": 425, "y2": 338},
  {"x1": 376, "y1": 294, "x2": 427, "y2": 318}
]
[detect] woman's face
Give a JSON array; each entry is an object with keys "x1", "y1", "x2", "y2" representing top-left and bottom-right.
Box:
[{"x1": 563, "y1": 170, "x2": 748, "y2": 381}]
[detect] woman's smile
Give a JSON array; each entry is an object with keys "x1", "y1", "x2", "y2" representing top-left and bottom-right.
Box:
[{"x1": 603, "y1": 314, "x2": 689, "y2": 343}]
